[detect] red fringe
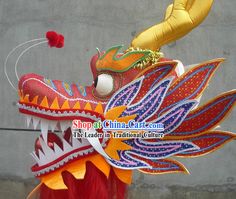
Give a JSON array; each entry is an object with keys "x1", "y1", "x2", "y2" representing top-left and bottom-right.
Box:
[{"x1": 40, "y1": 162, "x2": 127, "y2": 199}]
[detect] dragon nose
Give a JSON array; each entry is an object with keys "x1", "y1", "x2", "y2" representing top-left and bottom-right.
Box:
[{"x1": 18, "y1": 73, "x2": 105, "y2": 114}]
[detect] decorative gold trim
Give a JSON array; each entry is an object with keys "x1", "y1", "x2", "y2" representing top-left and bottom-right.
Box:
[{"x1": 125, "y1": 47, "x2": 164, "y2": 69}]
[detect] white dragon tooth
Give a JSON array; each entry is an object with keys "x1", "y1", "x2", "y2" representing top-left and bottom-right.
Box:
[
  {"x1": 80, "y1": 138, "x2": 90, "y2": 147},
  {"x1": 54, "y1": 143, "x2": 64, "y2": 157},
  {"x1": 56, "y1": 123, "x2": 61, "y2": 132},
  {"x1": 30, "y1": 152, "x2": 40, "y2": 163},
  {"x1": 60, "y1": 122, "x2": 66, "y2": 132},
  {"x1": 26, "y1": 115, "x2": 32, "y2": 128},
  {"x1": 60, "y1": 121, "x2": 71, "y2": 132},
  {"x1": 49, "y1": 120, "x2": 58, "y2": 132},
  {"x1": 72, "y1": 137, "x2": 82, "y2": 148},
  {"x1": 38, "y1": 150, "x2": 47, "y2": 166},
  {"x1": 32, "y1": 116, "x2": 40, "y2": 130},
  {"x1": 39, "y1": 137, "x2": 55, "y2": 160},
  {"x1": 85, "y1": 128, "x2": 111, "y2": 160},
  {"x1": 62, "y1": 138, "x2": 73, "y2": 153},
  {"x1": 57, "y1": 132, "x2": 64, "y2": 140},
  {"x1": 40, "y1": 119, "x2": 49, "y2": 142}
]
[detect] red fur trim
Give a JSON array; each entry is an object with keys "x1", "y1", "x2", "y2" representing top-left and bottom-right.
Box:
[{"x1": 39, "y1": 162, "x2": 127, "y2": 199}]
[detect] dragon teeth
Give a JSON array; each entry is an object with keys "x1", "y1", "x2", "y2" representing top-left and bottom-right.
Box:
[
  {"x1": 40, "y1": 119, "x2": 49, "y2": 142},
  {"x1": 62, "y1": 138, "x2": 73, "y2": 153},
  {"x1": 26, "y1": 115, "x2": 32, "y2": 128},
  {"x1": 59, "y1": 121, "x2": 71, "y2": 132},
  {"x1": 30, "y1": 152, "x2": 40, "y2": 163},
  {"x1": 24, "y1": 115, "x2": 103, "y2": 172},
  {"x1": 39, "y1": 137, "x2": 54, "y2": 159},
  {"x1": 32, "y1": 116, "x2": 40, "y2": 130},
  {"x1": 53, "y1": 143, "x2": 64, "y2": 158},
  {"x1": 80, "y1": 138, "x2": 90, "y2": 147},
  {"x1": 32, "y1": 146, "x2": 96, "y2": 176},
  {"x1": 49, "y1": 120, "x2": 58, "y2": 132},
  {"x1": 26, "y1": 116, "x2": 71, "y2": 135},
  {"x1": 71, "y1": 137, "x2": 82, "y2": 148},
  {"x1": 38, "y1": 150, "x2": 47, "y2": 166}
]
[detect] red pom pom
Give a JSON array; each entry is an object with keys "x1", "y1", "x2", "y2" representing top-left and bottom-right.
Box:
[
  {"x1": 46, "y1": 31, "x2": 58, "y2": 47},
  {"x1": 56, "y1": 34, "x2": 64, "y2": 48},
  {"x1": 46, "y1": 31, "x2": 64, "y2": 48}
]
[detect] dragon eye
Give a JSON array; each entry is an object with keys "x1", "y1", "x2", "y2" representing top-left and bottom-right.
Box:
[{"x1": 94, "y1": 74, "x2": 114, "y2": 96}]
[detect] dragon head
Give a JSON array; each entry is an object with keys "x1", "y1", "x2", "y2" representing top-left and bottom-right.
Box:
[
  {"x1": 5, "y1": 0, "x2": 236, "y2": 194},
  {"x1": 17, "y1": 44, "x2": 170, "y2": 186},
  {"x1": 17, "y1": 43, "x2": 236, "y2": 189}
]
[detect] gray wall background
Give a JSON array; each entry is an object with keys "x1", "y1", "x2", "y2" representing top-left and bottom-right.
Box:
[{"x1": 0, "y1": 0, "x2": 236, "y2": 198}]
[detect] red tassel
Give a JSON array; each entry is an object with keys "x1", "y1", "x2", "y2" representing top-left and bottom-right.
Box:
[
  {"x1": 39, "y1": 162, "x2": 127, "y2": 199},
  {"x1": 46, "y1": 31, "x2": 64, "y2": 48}
]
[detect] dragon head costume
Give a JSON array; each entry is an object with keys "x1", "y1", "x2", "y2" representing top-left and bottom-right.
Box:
[{"x1": 4, "y1": 0, "x2": 236, "y2": 198}]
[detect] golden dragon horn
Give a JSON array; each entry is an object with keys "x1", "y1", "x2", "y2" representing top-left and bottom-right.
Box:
[{"x1": 131, "y1": 0, "x2": 214, "y2": 51}]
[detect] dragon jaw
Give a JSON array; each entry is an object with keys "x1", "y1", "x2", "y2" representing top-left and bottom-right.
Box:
[{"x1": 18, "y1": 75, "x2": 107, "y2": 177}]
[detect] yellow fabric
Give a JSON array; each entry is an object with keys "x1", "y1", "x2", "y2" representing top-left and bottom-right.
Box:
[
  {"x1": 84, "y1": 102, "x2": 92, "y2": 110},
  {"x1": 61, "y1": 100, "x2": 70, "y2": 109},
  {"x1": 40, "y1": 96, "x2": 49, "y2": 108},
  {"x1": 131, "y1": 0, "x2": 214, "y2": 50},
  {"x1": 113, "y1": 168, "x2": 132, "y2": 184},
  {"x1": 50, "y1": 97, "x2": 60, "y2": 109},
  {"x1": 40, "y1": 154, "x2": 110, "y2": 190},
  {"x1": 96, "y1": 46, "x2": 149, "y2": 72},
  {"x1": 40, "y1": 153, "x2": 132, "y2": 189},
  {"x1": 94, "y1": 102, "x2": 104, "y2": 114},
  {"x1": 72, "y1": 101, "x2": 81, "y2": 109},
  {"x1": 31, "y1": 96, "x2": 39, "y2": 105},
  {"x1": 104, "y1": 106, "x2": 136, "y2": 160},
  {"x1": 104, "y1": 106, "x2": 127, "y2": 120},
  {"x1": 105, "y1": 138, "x2": 132, "y2": 160}
]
